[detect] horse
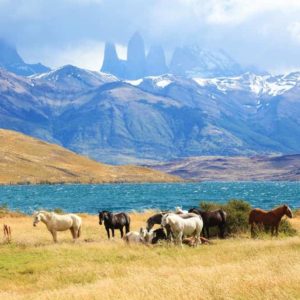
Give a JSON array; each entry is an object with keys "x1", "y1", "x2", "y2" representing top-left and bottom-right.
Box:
[
  {"x1": 99, "y1": 210, "x2": 130, "y2": 239},
  {"x1": 151, "y1": 228, "x2": 168, "y2": 244},
  {"x1": 161, "y1": 213, "x2": 203, "y2": 246},
  {"x1": 3, "y1": 224, "x2": 11, "y2": 243},
  {"x1": 33, "y1": 211, "x2": 82, "y2": 243},
  {"x1": 123, "y1": 228, "x2": 153, "y2": 244},
  {"x1": 146, "y1": 212, "x2": 173, "y2": 240},
  {"x1": 249, "y1": 204, "x2": 293, "y2": 237},
  {"x1": 188, "y1": 208, "x2": 227, "y2": 239}
]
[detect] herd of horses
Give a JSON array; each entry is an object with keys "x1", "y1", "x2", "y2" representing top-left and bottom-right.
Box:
[{"x1": 32, "y1": 204, "x2": 293, "y2": 245}]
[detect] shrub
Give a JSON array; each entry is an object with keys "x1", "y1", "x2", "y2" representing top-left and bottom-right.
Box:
[
  {"x1": 53, "y1": 208, "x2": 64, "y2": 214},
  {"x1": 200, "y1": 199, "x2": 251, "y2": 235},
  {"x1": 0, "y1": 203, "x2": 9, "y2": 217}
]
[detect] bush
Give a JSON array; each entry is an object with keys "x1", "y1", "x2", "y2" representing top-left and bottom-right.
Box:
[
  {"x1": 199, "y1": 199, "x2": 296, "y2": 237},
  {"x1": 0, "y1": 203, "x2": 9, "y2": 217},
  {"x1": 53, "y1": 208, "x2": 64, "y2": 214}
]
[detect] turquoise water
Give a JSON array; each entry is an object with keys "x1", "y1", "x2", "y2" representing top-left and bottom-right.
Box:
[{"x1": 0, "y1": 182, "x2": 299, "y2": 214}]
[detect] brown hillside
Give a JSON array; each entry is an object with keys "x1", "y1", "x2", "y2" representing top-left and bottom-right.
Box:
[{"x1": 0, "y1": 129, "x2": 181, "y2": 184}]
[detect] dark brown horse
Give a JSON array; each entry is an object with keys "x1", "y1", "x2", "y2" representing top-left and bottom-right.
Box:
[
  {"x1": 249, "y1": 204, "x2": 293, "y2": 237},
  {"x1": 188, "y1": 208, "x2": 227, "y2": 239},
  {"x1": 99, "y1": 210, "x2": 130, "y2": 239}
]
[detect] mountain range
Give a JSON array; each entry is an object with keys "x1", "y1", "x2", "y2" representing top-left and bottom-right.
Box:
[
  {"x1": 150, "y1": 154, "x2": 300, "y2": 181},
  {"x1": 1, "y1": 61, "x2": 300, "y2": 164},
  {"x1": 101, "y1": 32, "x2": 245, "y2": 79}
]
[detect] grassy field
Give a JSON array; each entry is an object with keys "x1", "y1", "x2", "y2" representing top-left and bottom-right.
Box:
[{"x1": 0, "y1": 211, "x2": 299, "y2": 300}]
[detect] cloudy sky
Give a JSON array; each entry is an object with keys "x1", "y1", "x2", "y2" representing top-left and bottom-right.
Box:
[{"x1": 1, "y1": 0, "x2": 300, "y2": 73}]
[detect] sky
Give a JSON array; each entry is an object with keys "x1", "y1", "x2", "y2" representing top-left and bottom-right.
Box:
[{"x1": 1, "y1": 0, "x2": 300, "y2": 73}]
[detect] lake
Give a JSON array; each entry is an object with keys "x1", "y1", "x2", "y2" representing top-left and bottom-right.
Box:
[{"x1": 0, "y1": 182, "x2": 299, "y2": 214}]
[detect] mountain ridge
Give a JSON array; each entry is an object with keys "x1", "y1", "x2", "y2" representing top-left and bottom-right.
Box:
[
  {"x1": 1, "y1": 64, "x2": 300, "y2": 164},
  {"x1": 0, "y1": 129, "x2": 181, "y2": 184},
  {"x1": 149, "y1": 155, "x2": 300, "y2": 181}
]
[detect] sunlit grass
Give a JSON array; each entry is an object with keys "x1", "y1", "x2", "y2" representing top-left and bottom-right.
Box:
[{"x1": 0, "y1": 211, "x2": 299, "y2": 299}]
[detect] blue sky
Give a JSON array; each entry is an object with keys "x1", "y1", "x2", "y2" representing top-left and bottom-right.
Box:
[{"x1": 1, "y1": 0, "x2": 300, "y2": 73}]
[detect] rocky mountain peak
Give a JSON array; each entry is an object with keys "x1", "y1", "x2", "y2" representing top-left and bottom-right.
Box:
[
  {"x1": 146, "y1": 45, "x2": 168, "y2": 76},
  {"x1": 126, "y1": 32, "x2": 147, "y2": 79}
]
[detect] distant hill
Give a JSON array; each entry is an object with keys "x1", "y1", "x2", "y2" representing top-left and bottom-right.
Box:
[
  {"x1": 0, "y1": 129, "x2": 181, "y2": 184},
  {"x1": 150, "y1": 155, "x2": 300, "y2": 181}
]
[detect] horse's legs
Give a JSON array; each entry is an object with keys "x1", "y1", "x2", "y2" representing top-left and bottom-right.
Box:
[
  {"x1": 51, "y1": 230, "x2": 57, "y2": 243},
  {"x1": 106, "y1": 228, "x2": 110, "y2": 239},
  {"x1": 275, "y1": 224, "x2": 279, "y2": 236},
  {"x1": 218, "y1": 225, "x2": 223, "y2": 239},
  {"x1": 271, "y1": 226, "x2": 274, "y2": 236},
  {"x1": 70, "y1": 227, "x2": 76, "y2": 239},
  {"x1": 120, "y1": 227, "x2": 124, "y2": 238},
  {"x1": 125, "y1": 224, "x2": 130, "y2": 234},
  {"x1": 250, "y1": 223, "x2": 255, "y2": 238},
  {"x1": 178, "y1": 232, "x2": 183, "y2": 247},
  {"x1": 206, "y1": 227, "x2": 210, "y2": 239},
  {"x1": 111, "y1": 229, "x2": 115, "y2": 238}
]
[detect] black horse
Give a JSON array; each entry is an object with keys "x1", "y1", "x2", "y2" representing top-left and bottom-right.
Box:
[
  {"x1": 151, "y1": 228, "x2": 167, "y2": 244},
  {"x1": 188, "y1": 208, "x2": 227, "y2": 239},
  {"x1": 98, "y1": 210, "x2": 130, "y2": 239}
]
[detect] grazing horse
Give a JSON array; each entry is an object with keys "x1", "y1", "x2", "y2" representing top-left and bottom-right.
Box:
[
  {"x1": 188, "y1": 208, "x2": 227, "y2": 239},
  {"x1": 99, "y1": 210, "x2": 130, "y2": 239},
  {"x1": 249, "y1": 204, "x2": 293, "y2": 237},
  {"x1": 33, "y1": 211, "x2": 82, "y2": 242},
  {"x1": 161, "y1": 213, "x2": 203, "y2": 246}
]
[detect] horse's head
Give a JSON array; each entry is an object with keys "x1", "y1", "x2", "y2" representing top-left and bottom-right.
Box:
[
  {"x1": 139, "y1": 227, "x2": 153, "y2": 243},
  {"x1": 33, "y1": 211, "x2": 42, "y2": 227},
  {"x1": 98, "y1": 210, "x2": 110, "y2": 225},
  {"x1": 284, "y1": 205, "x2": 293, "y2": 218},
  {"x1": 161, "y1": 213, "x2": 169, "y2": 227}
]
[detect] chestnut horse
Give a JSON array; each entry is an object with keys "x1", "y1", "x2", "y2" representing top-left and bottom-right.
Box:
[{"x1": 249, "y1": 204, "x2": 293, "y2": 237}]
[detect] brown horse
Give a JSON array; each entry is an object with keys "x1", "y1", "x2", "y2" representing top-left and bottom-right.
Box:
[{"x1": 249, "y1": 204, "x2": 293, "y2": 237}]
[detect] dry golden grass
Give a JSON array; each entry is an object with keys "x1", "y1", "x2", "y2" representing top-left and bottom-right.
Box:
[
  {"x1": 0, "y1": 211, "x2": 299, "y2": 300},
  {"x1": 0, "y1": 129, "x2": 181, "y2": 184}
]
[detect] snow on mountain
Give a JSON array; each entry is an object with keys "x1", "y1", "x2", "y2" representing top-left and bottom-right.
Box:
[
  {"x1": 170, "y1": 46, "x2": 243, "y2": 78},
  {"x1": 193, "y1": 72, "x2": 300, "y2": 96}
]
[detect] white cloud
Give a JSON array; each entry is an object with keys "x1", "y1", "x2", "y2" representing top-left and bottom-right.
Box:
[
  {"x1": 288, "y1": 21, "x2": 300, "y2": 44},
  {"x1": 203, "y1": 0, "x2": 300, "y2": 25}
]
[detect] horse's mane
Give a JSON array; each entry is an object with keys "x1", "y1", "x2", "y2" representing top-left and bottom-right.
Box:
[{"x1": 270, "y1": 205, "x2": 288, "y2": 213}]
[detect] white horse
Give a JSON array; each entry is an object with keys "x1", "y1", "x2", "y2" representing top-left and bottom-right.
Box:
[
  {"x1": 123, "y1": 228, "x2": 154, "y2": 244},
  {"x1": 161, "y1": 213, "x2": 203, "y2": 246},
  {"x1": 33, "y1": 211, "x2": 82, "y2": 242}
]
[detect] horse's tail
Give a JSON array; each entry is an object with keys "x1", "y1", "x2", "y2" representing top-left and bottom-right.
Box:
[{"x1": 219, "y1": 209, "x2": 227, "y2": 224}]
